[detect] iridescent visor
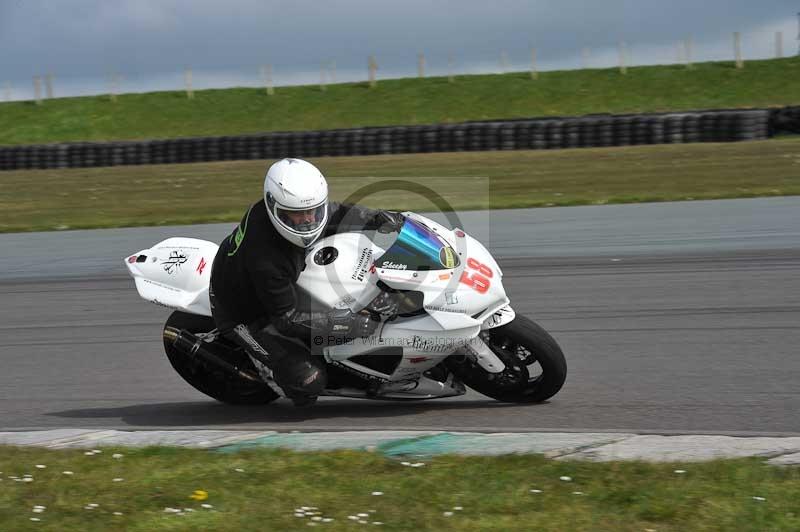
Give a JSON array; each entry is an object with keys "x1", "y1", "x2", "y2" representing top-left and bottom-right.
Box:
[{"x1": 375, "y1": 218, "x2": 460, "y2": 271}]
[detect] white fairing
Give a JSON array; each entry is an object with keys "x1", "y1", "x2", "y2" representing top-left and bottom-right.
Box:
[
  {"x1": 299, "y1": 213, "x2": 512, "y2": 389},
  {"x1": 298, "y1": 233, "x2": 384, "y2": 311},
  {"x1": 126, "y1": 214, "x2": 516, "y2": 399},
  {"x1": 125, "y1": 237, "x2": 217, "y2": 316},
  {"x1": 379, "y1": 212, "x2": 509, "y2": 328}
]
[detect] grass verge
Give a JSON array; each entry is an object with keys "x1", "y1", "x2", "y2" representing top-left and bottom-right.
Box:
[
  {"x1": 1, "y1": 445, "x2": 799, "y2": 531},
  {"x1": 1, "y1": 138, "x2": 799, "y2": 233},
  {"x1": 0, "y1": 57, "x2": 798, "y2": 145}
]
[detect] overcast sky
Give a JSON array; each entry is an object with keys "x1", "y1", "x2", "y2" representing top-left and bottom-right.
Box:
[{"x1": 0, "y1": 0, "x2": 797, "y2": 100}]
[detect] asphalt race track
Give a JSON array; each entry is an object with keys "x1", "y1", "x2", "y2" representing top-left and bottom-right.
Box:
[{"x1": 1, "y1": 197, "x2": 799, "y2": 435}]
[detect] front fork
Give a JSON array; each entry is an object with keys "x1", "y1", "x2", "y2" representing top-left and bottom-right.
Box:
[
  {"x1": 462, "y1": 335, "x2": 507, "y2": 373},
  {"x1": 466, "y1": 304, "x2": 517, "y2": 373}
]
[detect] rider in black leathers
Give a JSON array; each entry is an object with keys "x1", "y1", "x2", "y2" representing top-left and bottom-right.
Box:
[{"x1": 209, "y1": 158, "x2": 401, "y2": 404}]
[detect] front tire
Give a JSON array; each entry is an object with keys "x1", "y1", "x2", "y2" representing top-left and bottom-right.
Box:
[
  {"x1": 451, "y1": 315, "x2": 567, "y2": 403},
  {"x1": 163, "y1": 311, "x2": 279, "y2": 405}
]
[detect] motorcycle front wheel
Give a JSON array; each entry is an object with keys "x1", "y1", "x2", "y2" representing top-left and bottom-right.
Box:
[{"x1": 450, "y1": 315, "x2": 567, "y2": 403}]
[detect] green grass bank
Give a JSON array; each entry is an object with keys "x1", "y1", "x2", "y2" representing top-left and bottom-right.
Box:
[
  {"x1": 1, "y1": 445, "x2": 799, "y2": 531},
  {"x1": 1, "y1": 138, "x2": 798, "y2": 234},
  {"x1": 0, "y1": 57, "x2": 798, "y2": 146}
]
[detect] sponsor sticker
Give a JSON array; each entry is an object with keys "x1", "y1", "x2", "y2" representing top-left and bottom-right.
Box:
[
  {"x1": 381, "y1": 261, "x2": 407, "y2": 270},
  {"x1": 439, "y1": 247, "x2": 456, "y2": 268},
  {"x1": 127, "y1": 256, "x2": 137, "y2": 264},
  {"x1": 351, "y1": 247, "x2": 373, "y2": 281},
  {"x1": 411, "y1": 335, "x2": 453, "y2": 353},
  {"x1": 425, "y1": 305, "x2": 469, "y2": 313},
  {"x1": 196, "y1": 257, "x2": 207, "y2": 275},
  {"x1": 149, "y1": 298, "x2": 175, "y2": 309},
  {"x1": 329, "y1": 360, "x2": 389, "y2": 383},
  {"x1": 162, "y1": 251, "x2": 189, "y2": 275},
  {"x1": 142, "y1": 278, "x2": 180, "y2": 292}
]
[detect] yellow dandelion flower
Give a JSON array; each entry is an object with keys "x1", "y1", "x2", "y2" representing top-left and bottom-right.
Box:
[{"x1": 190, "y1": 490, "x2": 208, "y2": 501}]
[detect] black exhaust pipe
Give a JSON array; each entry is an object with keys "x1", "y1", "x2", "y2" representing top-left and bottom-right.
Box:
[{"x1": 163, "y1": 326, "x2": 262, "y2": 383}]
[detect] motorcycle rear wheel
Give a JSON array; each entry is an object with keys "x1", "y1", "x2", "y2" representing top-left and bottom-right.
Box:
[
  {"x1": 452, "y1": 315, "x2": 567, "y2": 403},
  {"x1": 163, "y1": 311, "x2": 279, "y2": 405}
]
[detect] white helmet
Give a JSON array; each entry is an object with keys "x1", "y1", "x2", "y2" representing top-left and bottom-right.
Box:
[{"x1": 264, "y1": 158, "x2": 329, "y2": 248}]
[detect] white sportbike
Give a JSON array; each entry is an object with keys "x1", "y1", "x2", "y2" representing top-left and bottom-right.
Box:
[{"x1": 126, "y1": 212, "x2": 567, "y2": 405}]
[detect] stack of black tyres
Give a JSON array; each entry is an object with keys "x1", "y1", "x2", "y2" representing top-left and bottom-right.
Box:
[
  {"x1": 735, "y1": 110, "x2": 770, "y2": 141},
  {"x1": 0, "y1": 108, "x2": 787, "y2": 171},
  {"x1": 769, "y1": 106, "x2": 800, "y2": 135}
]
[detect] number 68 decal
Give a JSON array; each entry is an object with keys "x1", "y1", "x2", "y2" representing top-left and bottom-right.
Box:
[{"x1": 460, "y1": 258, "x2": 493, "y2": 294}]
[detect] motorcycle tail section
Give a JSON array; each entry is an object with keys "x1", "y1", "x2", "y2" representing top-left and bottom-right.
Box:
[{"x1": 125, "y1": 237, "x2": 218, "y2": 316}]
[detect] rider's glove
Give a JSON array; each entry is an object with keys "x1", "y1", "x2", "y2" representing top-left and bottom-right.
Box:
[
  {"x1": 376, "y1": 211, "x2": 405, "y2": 234},
  {"x1": 368, "y1": 291, "x2": 399, "y2": 319},
  {"x1": 329, "y1": 308, "x2": 379, "y2": 338}
]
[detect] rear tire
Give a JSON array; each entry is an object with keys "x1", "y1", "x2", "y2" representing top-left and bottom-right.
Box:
[
  {"x1": 450, "y1": 315, "x2": 567, "y2": 403},
  {"x1": 163, "y1": 311, "x2": 279, "y2": 405}
]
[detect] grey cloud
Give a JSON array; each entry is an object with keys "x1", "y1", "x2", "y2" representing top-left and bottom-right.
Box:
[{"x1": 0, "y1": 0, "x2": 796, "y2": 96}]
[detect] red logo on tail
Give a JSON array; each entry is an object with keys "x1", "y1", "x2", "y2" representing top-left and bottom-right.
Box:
[{"x1": 196, "y1": 257, "x2": 207, "y2": 275}]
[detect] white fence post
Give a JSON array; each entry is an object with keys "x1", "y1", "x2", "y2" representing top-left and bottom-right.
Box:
[
  {"x1": 260, "y1": 65, "x2": 274, "y2": 95},
  {"x1": 109, "y1": 72, "x2": 120, "y2": 102},
  {"x1": 734, "y1": 32, "x2": 743, "y2": 68},
  {"x1": 33, "y1": 76, "x2": 42, "y2": 105},
  {"x1": 618, "y1": 41, "x2": 628, "y2": 74},
  {"x1": 448, "y1": 53, "x2": 455, "y2": 83},
  {"x1": 45, "y1": 73, "x2": 54, "y2": 99},
  {"x1": 417, "y1": 52, "x2": 425, "y2": 78},
  {"x1": 368, "y1": 55, "x2": 378, "y2": 88},
  {"x1": 500, "y1": 50, "x2": 509, "y2": 73},
  {"x1": 530, "y1": 48, "x2": 538, "y2": 79},
  {"x1": 184, "y1": 68, "x2": 194, "y2": 99},
  {"x1": 776, "y1": 31, "x2": 784, "y2": 58}
]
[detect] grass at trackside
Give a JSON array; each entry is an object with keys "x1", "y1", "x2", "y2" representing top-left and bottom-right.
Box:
[
  {"x1": 1, "y1": 445, "x2": 799, "y2": 531},
  {"x1": 0, "y1": 57, "x2": 798, "y2": 146},
  {"x1": 1, "y1": 138, "x2": 799, "y2": 233}
]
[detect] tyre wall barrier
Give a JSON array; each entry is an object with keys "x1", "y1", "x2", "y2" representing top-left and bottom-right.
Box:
[
  {"x1": 769, "y1": 106, "x2": 800, "y2": 136},
  {"x1": 0, "y1": 107, "x2": 788, "y2": 171}
]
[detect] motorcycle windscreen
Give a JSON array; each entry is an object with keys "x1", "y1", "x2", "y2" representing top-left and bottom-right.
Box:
[{"x1": 374, "y1": 218, "x2": 460, "y2": 271}]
